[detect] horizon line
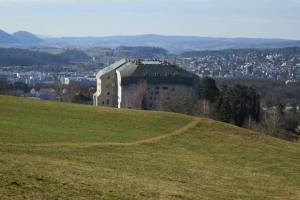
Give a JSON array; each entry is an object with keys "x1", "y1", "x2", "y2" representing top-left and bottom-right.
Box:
[{"x1": 1, "y1": 28, "x2": 300, "y2": 41}]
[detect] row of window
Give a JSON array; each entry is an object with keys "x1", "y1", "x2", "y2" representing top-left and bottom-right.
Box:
[
  {"x1": 102, "y1": 99, "x2": 110, "y2": 105},
  {"x1": 147, "y1": 86, "x2": 176, "y2": 91},
  {"x1": 149, "y1": 94, "x2": 171, "y2": 101},
  {"x1": 150, "y1": 91, "x2": 160, "y2": 96}
]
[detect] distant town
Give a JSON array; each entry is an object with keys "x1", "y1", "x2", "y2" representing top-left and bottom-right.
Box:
[
  {"x1": 0, "y1": 43, "x2": 299, "y2": 115},
  {"x1": 1, "y1": 47, "x2": 300, "y2": 90},
  {"x1": 177, "y1": 48, "x2": 300, "y2": 82}
]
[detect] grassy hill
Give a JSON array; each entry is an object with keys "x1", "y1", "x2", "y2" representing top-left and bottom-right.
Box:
[{"x1": 0, "y1": 95, "x2": 299, "y2": 200}]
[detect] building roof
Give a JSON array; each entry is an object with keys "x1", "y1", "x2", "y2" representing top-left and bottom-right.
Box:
[
  {"x1": 97, "y1": 59, "x2": 199, "y2": 86},
  {"x1": 96, "y1": 59, "x2": 127, "y2": 79}
]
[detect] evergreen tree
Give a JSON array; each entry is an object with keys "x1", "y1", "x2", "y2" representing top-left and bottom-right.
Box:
[
  {"x1": 201, "y1": 77, "x2": 220, "y2": 103},
  {"x1": 217, "y1": 84, "x2": 260, "y2": 127}
]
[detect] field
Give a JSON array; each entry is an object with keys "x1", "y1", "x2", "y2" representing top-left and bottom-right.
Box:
[{"x1": 0, "y1": 95, "x2": 299, "y2": 199}]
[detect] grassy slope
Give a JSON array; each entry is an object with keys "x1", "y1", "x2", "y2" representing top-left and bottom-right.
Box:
[
  {"x1": 0, "y1": 95, "x2": 191, "y2": 144},
  {"x1": 0, "y1": 95, "x2": 299, "y2": 200}
]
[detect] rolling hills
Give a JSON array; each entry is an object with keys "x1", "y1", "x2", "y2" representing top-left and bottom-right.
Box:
[
  {"x1": 0, "y1": 30, "x2": 18, "y2": 44},
  {"x1": 1, "y1": 28, "x2": 300, "y2": 52},
  {"x1": 44, "y1": 34, "x2": 300, "y2": 52},
  {"x1": 0, "y1": 48, "x2": 69, "y2": 66},
  {"x1": 0, "y1": 30, "x2": 44, "y2": 46},
  {"x1": 12, "y1": 31, "x2": 44, "y2": 45},
  {"x1": 0, "y1": 95, "x2": 299, "y2": 199}
]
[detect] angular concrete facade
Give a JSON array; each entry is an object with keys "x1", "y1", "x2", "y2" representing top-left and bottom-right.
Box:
[{"x1": 93, "y1": 59, "x2": 200, "y2": 112}]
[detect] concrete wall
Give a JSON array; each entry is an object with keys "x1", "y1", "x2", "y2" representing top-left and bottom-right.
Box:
[
  {"x1": 94, "y1": 70, "x2": 118, "y2": 107},
  {"x1": 94, "y1": 72, "x2": 199, "y2": 114},
  {"x1": 151, "y1": 84, "x2": 197, "y2": 114},
  {"x1": 121, "y1": 82, "x2": 198, "y2": 114},
  {"x1": 121, "y1": 81, "x2": 147, "y2": 109}
]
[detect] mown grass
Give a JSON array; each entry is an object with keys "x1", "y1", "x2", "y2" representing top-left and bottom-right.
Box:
[{"x1": 0, "y1": 95, "x2": 299, "y2": 200}]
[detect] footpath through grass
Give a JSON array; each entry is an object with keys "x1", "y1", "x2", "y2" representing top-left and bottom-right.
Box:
[
  {"x1": 0, "y1": 95, "x2": 192, "y2": 144},
  {"x1": 0, "y1": 95, "x2": 299, "y2": 200}
]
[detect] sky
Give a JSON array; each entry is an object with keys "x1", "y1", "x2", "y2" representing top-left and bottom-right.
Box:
[{"x1": 0, "y1": 0, "x2": 300, "y2": 39}]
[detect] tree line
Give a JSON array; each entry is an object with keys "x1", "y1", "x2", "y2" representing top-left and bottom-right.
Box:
[
  {"x1": 200, "y1": 77, "x2": 299, "y2": 141},
  {"x1": 201, "y1": 78, "x2": 260, "y2": 126}
]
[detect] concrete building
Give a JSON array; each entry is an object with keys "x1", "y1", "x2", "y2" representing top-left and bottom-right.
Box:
[{"x1": 93, "y1": 59, "x2": 200, "y2": 112}]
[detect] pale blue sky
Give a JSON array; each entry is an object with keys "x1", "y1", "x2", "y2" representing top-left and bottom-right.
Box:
[{"x1": 0, "y1": 0, "x2": 300, "y2": 39}]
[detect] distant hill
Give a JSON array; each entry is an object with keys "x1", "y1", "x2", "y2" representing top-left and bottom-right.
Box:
[
  {"x1": 85, "y1": 46, "x2": 168, "y2": 60},
  {"x1": 60, "y1": 49, "x2": 91, "y2": 63},
  {"x1": 13, "y1": 31, "x2": 44, "y2": 45},
  {"x1": 113, "y1": 46, "x2": 168, "y2": 58},
  {"x1": 1, "y1": 28, "x2": 300, "y2": 52},
  {"x1": 0, "y1": 95, "x2": 299, "y2": 199},
  {"x1": 0, "y1": 48, "x2": 69, "y2": 66},
  {"x1": 0, "y1": 29, "x2": 18, "y2": 44},
  {"x1": 0, "y1": 29, "x2": 44, "y2": 46},
  {"x1": 46, "y1": 34, "x2": 300, "y2": 53}
]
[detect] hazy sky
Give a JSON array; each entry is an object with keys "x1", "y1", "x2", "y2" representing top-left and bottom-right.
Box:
[{"x1": 0, "y1": 0, "x2": 300, "y2": 39}]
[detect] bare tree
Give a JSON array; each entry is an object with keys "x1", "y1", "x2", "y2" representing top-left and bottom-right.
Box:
[
  {"x1": 262, "y1": 104, "x2": 285, "y2": 135},
  {"x1": 0, "y1": 76, "x2": 7, "y2": 94}
]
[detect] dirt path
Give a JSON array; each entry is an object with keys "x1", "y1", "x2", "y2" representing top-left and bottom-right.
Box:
[{"x1": 4, "y1": 118, "x2": 200, "y2": 148}]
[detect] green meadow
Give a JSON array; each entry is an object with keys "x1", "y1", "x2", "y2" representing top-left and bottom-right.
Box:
[{"x1": 0, "y1": 95, "x2": 299, "y2": 199}]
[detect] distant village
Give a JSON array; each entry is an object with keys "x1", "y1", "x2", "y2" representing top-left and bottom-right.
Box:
[
  {"x1": 176, "y1": 48, "x2": 300, "y2": 82},
  {"x1": 1, "y1": 47, "x2": 300, "y2": 102},
  {"x1": 0, "y1": 68, "x2": 96, "y2": 101}
]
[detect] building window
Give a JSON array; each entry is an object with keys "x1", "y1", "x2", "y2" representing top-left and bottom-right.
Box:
[
  {"x1": 163, "y1": 86, "x2": 168, "y2": 90},
  {"x1": 102, "y1": 101, "x2": 105, "y2": 105},
  {"x1": 155, "y1": 91, "x2": 159, "y2": 95},
  {"x1": 171, "y1": 88, "x2": 175, "y2": 92},
  {"x1": 155, "y1": 86, "x2": 160, "y2": 90},
  {"x1": 107, "y1": 76, "x2": 111, "y2": 79},
  {"x1": 107, "y1": 99, "x2": 110, "y2": 105},
  {"x1": 107, "y1": 92, "x2": 110, "y2": 95}
]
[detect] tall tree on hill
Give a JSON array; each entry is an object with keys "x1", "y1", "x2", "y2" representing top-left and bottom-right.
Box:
[
  {"x1": 216, "y1": 87, "x2": 232, "y2": 123},
  {"x1": 200, "y1": 77, "x2": 220, "y2": 114},
  {"x1": 246, "y1": 87, "x2": 261, "y2": 126},
  {"x1": 217, "y1": 84, "x2": 260, "y2": 127},
  {"x1": 201, "y1": 77, "x2": 220, "y2": 103}
]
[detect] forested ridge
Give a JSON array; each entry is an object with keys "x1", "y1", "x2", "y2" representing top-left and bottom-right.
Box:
[{"x1": 0, "y1": 48, "x2": 69, "y2": 66}]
